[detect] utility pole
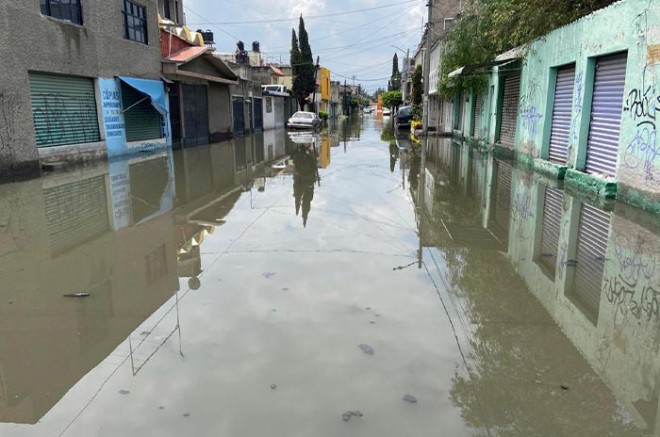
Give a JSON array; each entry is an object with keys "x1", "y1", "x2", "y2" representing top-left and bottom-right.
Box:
[{"x1": 343, "y1": 78, "x2": 347, "y2": 116}]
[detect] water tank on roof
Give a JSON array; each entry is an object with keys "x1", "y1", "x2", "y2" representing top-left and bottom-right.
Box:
[
  {"x1": 252, "y1": 41, "x2": 260, "y2": 52},
  {"x1": 199, "y1": 29, "x2": 214, "y2": 46},
  {"x1": 237, "y1": 41, "x2": 245, "y2": 51}
]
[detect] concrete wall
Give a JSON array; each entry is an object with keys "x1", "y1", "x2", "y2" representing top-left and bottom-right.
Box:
[{"x1": 0, "y1": 0, "x2": 162, "y2": 176}]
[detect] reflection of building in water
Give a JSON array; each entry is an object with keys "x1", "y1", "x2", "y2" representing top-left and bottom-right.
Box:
[
  {"x1": 0, "y1": 153, "x2": 178, "y2": 425},
  {"x1": 417, "y1": 137, "x2": 660, "y2": 435}
]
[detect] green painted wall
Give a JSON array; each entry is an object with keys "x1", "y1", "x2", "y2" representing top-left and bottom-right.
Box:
[{"x1": 456, "y1": 0, "x2": 660, "y2": 214}]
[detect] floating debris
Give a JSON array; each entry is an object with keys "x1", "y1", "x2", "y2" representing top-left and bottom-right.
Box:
[
  {"x1": 270, "y1": 384, "x2": 277, "y2": 390},
  {"x1": 159, "y1": 406, "x2": 165, "y2": 410},
  {"x1": 262, "y1": 272, "x2": 276, "y2": 279},
  {"x1": 342, "y1": 410, "x2": 364, "y2": 422},
  {"x1": 281, "y1": 287, "x2": 289, "y2": 291},
  {"x1": 140, "y1": 331, "x2": 151, "y2": 336},
  {"x1": 118, "y1": 390, "x2": 130, "y2": 395},
  {"x1": 183, "y1": 412, "x2": 191, "y2": 417},
  {"x1": 369, "y1": 321, "x2": 375, "y2": 324},
  {"x1": 403, "y1": 394, "x2": 418, "y2": 404},
  {"x1": 560, "y1": 384, "x2": 570, "y2": 390},
  {"x1": 63, "y1": 292, "x2": 90, "y2": 298},
  {"x1": 365, "y1": 307, "x2": 371, "y2": 310},
  {"x1": 358, "y1": 344, "x2": 375, "y2": 355}
]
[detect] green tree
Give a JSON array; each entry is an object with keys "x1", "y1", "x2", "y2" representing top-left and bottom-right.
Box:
[
  {"x1": 381, "y1": 90, "x2": 403, "y2": 110},
  {"x1": 438, "y1": 0, "x2": 616, "y2": 98},
  {"x1": 411, "y1": 65, "x2": 423, "y2": 107},
  {"x1": 290, "y1": 29, "x2": 302, "y2": 103},
  {"x1": 291, "y1": 16, "x2": 316, "y2": 111},
  {"x1": 389, "y1": 53, "x2": 401, "y2": 91}
]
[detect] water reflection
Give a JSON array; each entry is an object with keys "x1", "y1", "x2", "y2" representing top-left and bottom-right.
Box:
[
  {"x1": 418, "y1": 137, "x2": 660, "y2": 435},
  {"x1": 0, "y1": 130, "x2": 301, "y2": 426},
  {"x1": 289, "y1": 133, "x2": 320, "y2": 227}
]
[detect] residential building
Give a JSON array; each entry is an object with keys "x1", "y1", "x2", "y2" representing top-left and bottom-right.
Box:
[
  {"x1": 0, "y1": 0, "x2": 171, "y2": 178},
  {"x1": 449, "y1": 0, "x2": 660, "y2": 215}
]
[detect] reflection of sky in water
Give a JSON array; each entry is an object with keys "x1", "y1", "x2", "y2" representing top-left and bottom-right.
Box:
[{"x1": 0, "y1": 119, "x2": 659, "y2": 436}]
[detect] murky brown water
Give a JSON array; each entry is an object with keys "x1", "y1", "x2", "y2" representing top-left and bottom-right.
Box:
[{"x1": 1, "y1": 115, "x2": 660, "y2": 436}]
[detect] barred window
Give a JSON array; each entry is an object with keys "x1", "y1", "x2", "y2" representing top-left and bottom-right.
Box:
[
  {"x1": 123, "y1": 0, "x2": 148, "y2": 44},
  {"x1": 40, "y1": 0, "x2": 83, "y2": 25}
]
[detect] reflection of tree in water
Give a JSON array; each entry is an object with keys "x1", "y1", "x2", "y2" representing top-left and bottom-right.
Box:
[{"x1": 292, "y1": 144, "x2": 318, "y2": 227}]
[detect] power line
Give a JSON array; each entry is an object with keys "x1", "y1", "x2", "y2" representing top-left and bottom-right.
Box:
[
  {"x1": 183, "y1": 4, "x2": 242, "y2": 41},
  {"x1": 186, "y1": 0, "x2": 420, "y2": 25}
]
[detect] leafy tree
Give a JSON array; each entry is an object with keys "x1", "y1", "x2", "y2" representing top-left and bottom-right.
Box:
[
  {"x1": 438, "y1": 0, "x2": 616, "y2": 98},
  {"x1": 411, "y1": 65, "x2": 423, "y2": 107},
  {"x1": 389, "y1": 53, "x2": 401, "y2": 91},
  {"x1": 381, "y1": 91, "x2": 403, "y2": 110},
  {"x1": 291, "y1": 16, "x2": 316, "y2": 110}
]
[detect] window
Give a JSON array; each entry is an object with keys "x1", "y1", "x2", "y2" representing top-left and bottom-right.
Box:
[
  {"x1": 266, "y1": 97, "x2": 272, "y2": 113},
  {"x1": 40, "y1": 0, "x2": 83, "y2": 25},
  {"x1": 163, "y1": 0, "x2": 171, "y2": 19},
  {"x1": 123, "y1": 0, "x2": 148, "y2": 44}
]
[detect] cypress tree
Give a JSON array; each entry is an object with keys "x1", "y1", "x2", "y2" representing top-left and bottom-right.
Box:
[
  {"x1": 390, "y1": 53, "x2": 401, "y2": 91},
  {"x1": 295, "y1": 15, "x2": 315, "y2": 111},
  {"x1": 290, "y1": 28, "x2": 302, "y2": 108}
]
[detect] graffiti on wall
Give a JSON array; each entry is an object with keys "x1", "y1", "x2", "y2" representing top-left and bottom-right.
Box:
[
  {"x1": 571, "y1": 72, "x2": 584, "y2": 142},
  {"x1": 0, "y1": 91, "x2": 22, "y2": 165},
  {"x1": 623, "y1": 81, "x2": 660, "y2": 183},
  {"x1": 31, "y1": 93, "x2": 99, "y2": 146},
  {"x1": 522, "y1": 106, "x2": 543, "y2": 136}
]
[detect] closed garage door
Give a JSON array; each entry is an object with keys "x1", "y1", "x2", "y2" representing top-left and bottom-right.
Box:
[
  {"x1": 233, "y1": 96, "x2": 245, "y2": 136},
  {"x1": 182, "y1": 84, "x2": 209, "y2": 146},
  {"x1": 472, "y1": 94, "x2": 484, "y2": 138},
  {"x1": 499, "y1": 74, "x2": 520, "y2": 147},
  {"x1": 585, "y1": 52, "x2": 627, "y2": 177},
  {"x1": 548, "y1": 65, "x2": 575, "y2": 163},
  {"x1": 29, "y1": 73, "x2": 100, "y2": 147}
]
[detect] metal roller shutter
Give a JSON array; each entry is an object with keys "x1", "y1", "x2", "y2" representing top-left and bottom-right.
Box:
[
  {"x1": 233, "y1": 97, "x2": 245, "y2": 136},
  {"x1": 493, "y1": 159, "x2": 512, "y2": 241},
  {"x1": 572, "y1": 203, "x2": 610, "y2": 322},
  {"x1": 548, "y1": 65, "x2": 575, "y2": 163},
  {"x1": 586, "y1": 52, "x2": 627, "y2": 177},
  {"x1": 182, "y1": 84, "x2": 209, "y2": 146},
  {"x1": 121, "y1": 82, "x2": 163, "y2": 142},
  {"x1": 499, "y1": 74, "x2": 520, "y2": 147},
  {"x1": 254, "y1": 98, "x2": 263, "y2": 131},
  {"x1": 472, "y1": 94, "x2": 483, "y2": 138},
  {"x1": 29, "y1": 73, "x2": 100, "y2": 147},
  {"x1": 43, "y1": 175, "x2": 109, "y2": 255},
  {"x1": 538, "y1": 188, "x2": 563, "y2": 276}
]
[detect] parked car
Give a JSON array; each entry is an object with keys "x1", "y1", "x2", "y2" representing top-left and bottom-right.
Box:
[
  {"x1": 287, "y1": 111, "x2": 321, "y2": 130},
  {"x1": 394, "y1": 106, "x2": 412, "y2": 129},
  {"x1": 382, "y1": 107, "x2": 391, "y2": 116},
  {"x1": 363, "y1": 106, "x2": 373, "y2": 114}
]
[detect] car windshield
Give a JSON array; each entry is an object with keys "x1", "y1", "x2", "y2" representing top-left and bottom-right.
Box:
[
  {"x1": 293, "y1": 112, "x2": 313, "y2": 119},
  {"x1": 398, "y1": 107, "x2": 412, "y2": 116}
]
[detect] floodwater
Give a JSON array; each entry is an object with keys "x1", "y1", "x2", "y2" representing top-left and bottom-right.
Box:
[{"x1": 1, "y1": 115, "x2": 660, "y2": 436}]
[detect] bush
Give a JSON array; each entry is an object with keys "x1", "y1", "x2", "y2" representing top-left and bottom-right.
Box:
[{"x1": 319, "y1": 110, "x2": 329, "y2": 120}]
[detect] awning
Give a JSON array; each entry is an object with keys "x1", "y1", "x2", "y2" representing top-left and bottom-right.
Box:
[
  {"x1": 447, "y1": 58, "x2": 519, "y2": 79},
  {"x1": 119, "y1": 77, "x2": 168, "y2": 115}
]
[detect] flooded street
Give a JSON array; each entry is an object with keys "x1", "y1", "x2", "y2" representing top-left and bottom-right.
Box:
[{"x1": 2, "y1": 115, "x2": 660, "y2": 436}]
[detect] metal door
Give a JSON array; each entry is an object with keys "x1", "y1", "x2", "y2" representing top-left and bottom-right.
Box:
[
  {"x1": 498, "y1": 73, "x2": 520, "y2": 147},
  {"x1": 572, "y1": 203, "x2": 610, "y2": 323},
  {"x1": 233, "y1": 96, "x2": 245, "y2": 136},
  {"x1": 585, "y1": 52, "x2": 627, "y2": 176},
  {"x1": 122, "y1": 81, "x2": 163, "y2": 142},
  {"x1": 472, "y1": 94, "x2": 483, "y2": 138},
  {"x1": 29, "y1": 73, "x2": 100, "y2": 147},
  {"x1": 182, "y1": 84, "x2": 209, "y2": 146},
  {"x1": 254, "y1": 98, "x2": 263, "y2": 131},
  {"x1": 548, "y1": 65, "x2": 575, "y2": 163},
  {"x1": 538, "y1": 187, "x2": 563, "y2": 276}
]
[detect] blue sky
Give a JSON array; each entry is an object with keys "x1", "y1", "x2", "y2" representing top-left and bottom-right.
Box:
[{"x1": 183, "y1": 0, "x2": 427, "y2": 93}]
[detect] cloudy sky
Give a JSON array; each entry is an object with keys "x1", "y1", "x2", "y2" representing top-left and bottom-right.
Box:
[{"x1": 183, "y1": 0, "x2": 427, "y2": 93}]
